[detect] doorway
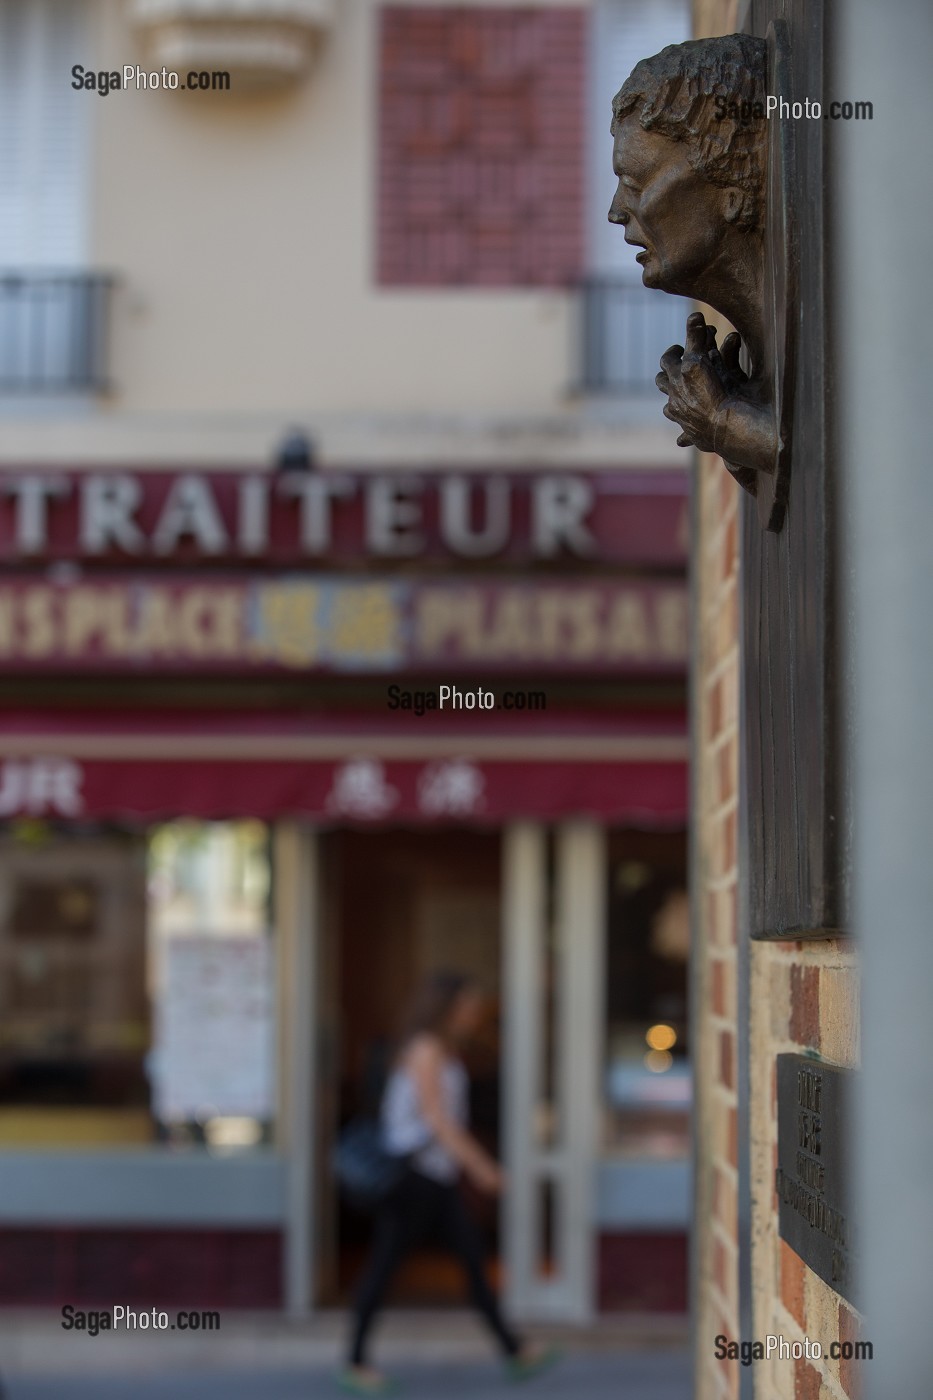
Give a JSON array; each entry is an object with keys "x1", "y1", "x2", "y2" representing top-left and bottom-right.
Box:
[{"x1": 318, "y1": 827, "x2": 502, "y2": 1305}]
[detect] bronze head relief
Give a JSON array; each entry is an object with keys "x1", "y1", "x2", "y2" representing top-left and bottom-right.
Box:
[{"x1": 610, "y1": 36, "x2": 779, "y2": 502}]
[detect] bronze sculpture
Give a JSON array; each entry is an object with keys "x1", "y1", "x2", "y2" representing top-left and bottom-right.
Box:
[{"x1": 609, "y1": 35, "x2": 791, "y2": 524}]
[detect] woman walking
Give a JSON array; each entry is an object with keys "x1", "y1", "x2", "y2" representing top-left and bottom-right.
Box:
[{"x1": 340, "y1": 971, "x2": 557, "y2": 1395}]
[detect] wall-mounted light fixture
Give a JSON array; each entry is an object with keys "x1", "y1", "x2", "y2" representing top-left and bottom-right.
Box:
[
  {"x1": 274, "y1": 429, "x2": 316, "y2": 473},
  {"x1": 130, "y1": 0, "x2": 336, "y2": 89}
]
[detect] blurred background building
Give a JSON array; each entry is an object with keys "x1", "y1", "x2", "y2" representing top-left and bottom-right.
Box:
[{"x1": 0, "y1": 0, "x2": 693, "y2": 1323}]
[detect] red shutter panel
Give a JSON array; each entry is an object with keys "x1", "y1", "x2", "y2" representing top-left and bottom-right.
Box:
[{"x1": 378, "y1": 6, "x2": 586, "y2": 288}]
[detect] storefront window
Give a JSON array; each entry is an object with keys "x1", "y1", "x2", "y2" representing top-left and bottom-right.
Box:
[
  {"x1": 603, "y1": 828, "x2": 690, "y2": 1158},
  {"x1": 0, "y1": 820, "x2": 274, "y2": 1150},
  {"x1": 147, "y1": 821, "x2": 275, "y2": 1151}
]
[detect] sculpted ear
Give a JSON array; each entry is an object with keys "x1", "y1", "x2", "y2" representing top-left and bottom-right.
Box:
[{"x1": 723, "y1": 188, "x2": 744, "y2": 224}]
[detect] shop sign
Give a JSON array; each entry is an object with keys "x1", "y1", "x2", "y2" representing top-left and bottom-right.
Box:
[
  {"x1": 0, "y1": 470, "x2": 688, "y2": 567},
  {"x1": 0, "y1": 754, "x2": 688, "y2": 824},
  {"x1": 0, "y1": 575, "x2": 688, "y2": 674}
]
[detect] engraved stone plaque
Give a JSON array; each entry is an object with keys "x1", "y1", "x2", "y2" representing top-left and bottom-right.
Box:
[{"x1": 775, "y1": 1054, "x2": 856, "y2": 1307}]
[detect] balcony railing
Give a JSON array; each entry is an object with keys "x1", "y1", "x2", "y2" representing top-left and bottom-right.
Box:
[
  {"x1": 580, "y1": 277, "x2": 693, "y2": 395},
  {"x1": 0, "y1": 273, "x2": 113, "y2": 394}
]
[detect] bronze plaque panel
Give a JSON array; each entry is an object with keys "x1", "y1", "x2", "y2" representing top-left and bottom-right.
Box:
[
  {"x1": 745, "y1": 0, "x2": 847, "y2": 940},
  {"x1": 775, "y1": 1054, "x2": 857, "y2": 1307}
]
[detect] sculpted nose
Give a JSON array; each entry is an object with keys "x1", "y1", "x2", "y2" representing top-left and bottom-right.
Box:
[{"x1": 608, "y1": 185, "x2": 630, "y2": 225}]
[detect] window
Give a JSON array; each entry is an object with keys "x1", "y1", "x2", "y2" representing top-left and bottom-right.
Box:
[
  {"x1": 603, "y1": 827, "x2": 690, "y2": 1157},
  {"x1": 0, "y1": 0, "x2": 89, "y2": 268},
  {"x1": 0, "y1": 821, "x2": 275, "y2": 1151},
  {"x1": 147, "y1": 821, "x2": 275, "y2": 1150},
  {"x1": 0, "y1": 1, "x2": 103, "y2": 393},
  {"x1": 582, "y1": 0, "x2": 691, "y2": 393}
]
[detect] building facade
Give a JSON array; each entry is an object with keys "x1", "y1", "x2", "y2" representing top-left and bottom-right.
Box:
[{"x1": 0, "y1": 0, "x2": 694, "y2": 1321}]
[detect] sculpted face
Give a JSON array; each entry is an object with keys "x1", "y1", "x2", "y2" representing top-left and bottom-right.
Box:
[{"x1": 609, "y1": 114, "x2": 741, "y2": 296}]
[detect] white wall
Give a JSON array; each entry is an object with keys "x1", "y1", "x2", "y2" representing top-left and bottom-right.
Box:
[{"x1": 0, "y1": 0, "x2": 686, "y2": 469}]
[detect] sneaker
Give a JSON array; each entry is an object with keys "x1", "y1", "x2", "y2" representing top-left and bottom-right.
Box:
[
  {"x1": 336, "y1": 1366, "x2": 400, "y2": 1396},
  {"x1": 505, "y1": 1344, "x2": 562, "y2": 1383}
]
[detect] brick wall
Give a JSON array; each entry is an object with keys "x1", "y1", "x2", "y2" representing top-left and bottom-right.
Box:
[
  {"x1": 694, "y1": 439, "x2": 742, "y2": 1400},
  {"x1": 749, "y1": 938, "x2": 861, "y2": 1400},
  {"x1": 378, "y1": 6, "x2": 586, "y2": 286},
  {"x1": 690, "y1": 12, "x2": 743, "y2": 1392},
  {"x1": 693, "y1": 362, "x2": 862, "y2": 1400},
  {"x1": 690, "y1": 8, "x2": 863, "y2": 1395}
]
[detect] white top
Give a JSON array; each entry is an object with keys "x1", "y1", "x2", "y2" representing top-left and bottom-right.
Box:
[{"x1": 381, "y1": 1052, "x2": 468, "y2": 1183}]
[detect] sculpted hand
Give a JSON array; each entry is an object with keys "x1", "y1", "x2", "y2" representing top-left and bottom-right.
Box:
[
  {"x1": 657, "y1": 312, "x2": 774, "y2": 487},
  {"x1": 656, "y1": 312, "x2": 728, "y2": 452}
]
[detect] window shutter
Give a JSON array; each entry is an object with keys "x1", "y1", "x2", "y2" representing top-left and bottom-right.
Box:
[{"x1": 0, "y1": 0, "x2": 89, "y2": 267}]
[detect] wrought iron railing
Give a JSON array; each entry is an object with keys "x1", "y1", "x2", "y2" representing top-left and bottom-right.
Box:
[
  {"x1": 579, "y1": 277, "x2": 693, "y2": 394},
  {"x1": 0, "y1": 272, "x2": 113, "y2": 393}
]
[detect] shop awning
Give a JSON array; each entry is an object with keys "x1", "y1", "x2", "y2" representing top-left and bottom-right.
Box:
[{"x1": 0, "y1": 710, "x2": 689, "y2": 826}]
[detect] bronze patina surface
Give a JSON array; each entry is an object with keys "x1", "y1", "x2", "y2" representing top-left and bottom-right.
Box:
[{"x1": 609, "y1": 32, "x2": 794, "y2": 530}]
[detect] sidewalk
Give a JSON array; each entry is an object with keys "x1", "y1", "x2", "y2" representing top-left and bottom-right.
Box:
[
  {"x1": 0, "y1": 1310, "x2": 690, "y2": 1394},
  {"x1": 0, "y1": 1309, "x2": 689, "y2": 1376},
  {"x1": 3, "y1": 1349, "x2": 692, "y2": 1400}
]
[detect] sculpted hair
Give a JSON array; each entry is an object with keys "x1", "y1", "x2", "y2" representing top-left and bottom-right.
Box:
[{"x1": 612, "y1": 35, "x2": 767, "y2": 230}]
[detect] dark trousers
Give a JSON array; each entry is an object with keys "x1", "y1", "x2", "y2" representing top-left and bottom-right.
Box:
[{"x1": 348, "y1": 1168, "x2": 521, "y2": 1366}]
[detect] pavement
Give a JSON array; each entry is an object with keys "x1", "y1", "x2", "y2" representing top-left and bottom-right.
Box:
[
  {"x1": 3, "y1": 1351, "x2": 692, "y2": 1400},
  {"x1": 0, "y1": 1311, "x2": 692, "y2": 1399}
]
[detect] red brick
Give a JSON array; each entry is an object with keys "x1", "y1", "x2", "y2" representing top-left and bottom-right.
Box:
[
  {"x1": 708, "y1": 675, "x2": 723, "y2": 740},
  {"x1": 714, "y1": 1167, "x2": 738, "y2": 1241},
  {"x1": 711, "y1": 1166, "x2": 724, "y2": 1220},
  {"x1": 794, "y1": 1357, "x2": 821, "y2": 1400},
  {"x1": 780, "y1": 1240, "x2": 806, "y2": 1328},
  {"x1": 719, "y1": 1029, "x2": 735, "y2": 1090},
  {"x1": 711, "y1": 958, "x2": 727, "y2": 1016},
  {"x1": 837, "y1": 1303, "x2": 864, "y2": 1399},
  {"x1": 710, "y1": 886, "x2": 737, "y2": 947},
  {"x1": 722, "y1": 809, "x2": 737, "y2": 875},
  {"x1": 723, "y1": 512, "x2": 738, "y2": 577},
  {"x1": 713, "y1": 1235, "x2": 728, "y2": 1294},
  {"x1": 724, "y1": 594, "x2": 738, "y2": 655},
  {"x1": 716, "y1": 743, "x2": 734, "y2": 804},
  {"x1": 726, "y1": 887, "x2": 738, "y2": 944},
  {"x1": 719, "y1": 460, "x2": 743, "y2": 515},
  {"x1": 789, "y1": 965, "x2": 821, "y2": 1049}
]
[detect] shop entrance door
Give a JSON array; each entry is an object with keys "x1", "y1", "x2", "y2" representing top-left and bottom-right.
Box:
[{"x1": 320, "y1": 828, "x2": 503, "y2": 1305}]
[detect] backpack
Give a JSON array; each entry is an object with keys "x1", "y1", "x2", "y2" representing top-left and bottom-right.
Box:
[{"x1": 332, "y1": 1117, "x2": 408, "y2": 1209}]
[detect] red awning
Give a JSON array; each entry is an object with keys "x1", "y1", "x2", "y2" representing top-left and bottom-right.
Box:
[{"x1": 0, "y1": 710, "x2": 688, "y2": 825}]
